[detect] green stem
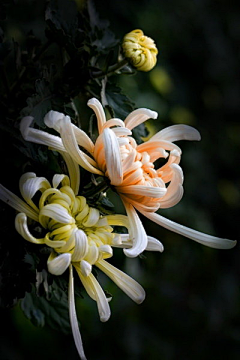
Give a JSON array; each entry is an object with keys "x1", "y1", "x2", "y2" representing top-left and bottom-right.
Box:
[{"x1": 92, "y1": 58, "x2": 129, "y2": 79}]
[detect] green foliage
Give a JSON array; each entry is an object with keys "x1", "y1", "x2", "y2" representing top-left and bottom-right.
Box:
[
  {"x1": 21, "y1": 277, "x2": 73, "y2": 334},
  {"x1": 0, "y1": 0, "x2": 143, "y2": 335}
]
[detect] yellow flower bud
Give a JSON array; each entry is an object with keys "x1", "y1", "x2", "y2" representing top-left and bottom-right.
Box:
[{"x1": 122, "y1": 29, "x2": 158, "y2": 72}]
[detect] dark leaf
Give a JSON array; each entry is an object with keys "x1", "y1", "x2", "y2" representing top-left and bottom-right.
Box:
[
  {"x1": 105, "y1": 82, "x2": 134, "y2": 118},
  {"x1": 21, "y1": 79, "x2": 53, "y2": 127},
  {"x1": 21, "y1": 274, "x2": 76, "y2": 334},
  {"x1": 132, "y1": 123, "x2": 149, "y2": 144}
]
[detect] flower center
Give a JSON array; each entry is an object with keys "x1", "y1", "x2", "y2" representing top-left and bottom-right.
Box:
[
  {"x1": 119, "y1": 141, "x2": 164, "y2": 187},
  {"x1": 39, "y1": 186, "x2": 114, "y2": 268}
]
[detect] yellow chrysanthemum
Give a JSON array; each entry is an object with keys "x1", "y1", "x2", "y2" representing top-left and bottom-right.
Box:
[
  {"x1": 0, "y1": 169, "x2": 163, "y2": 359},
  {"x1": 122, "y1": 29, "x2": 158, "y2": 71}
]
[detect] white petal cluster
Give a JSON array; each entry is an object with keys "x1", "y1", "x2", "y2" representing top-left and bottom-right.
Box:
[{"x1": 18, "y1": 98, "x2": 237, "y2": 258}]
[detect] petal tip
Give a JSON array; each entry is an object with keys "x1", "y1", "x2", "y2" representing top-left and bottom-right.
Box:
[
  {"x1": 20, "y1": 116, "x2": 34, "y2": 139},
  {"x1": 135, "y1": 289, "x2": 146, "y2": 304},
  {"x1": 44, "y1": 110, "x2": 64, "y2": 130},
  {"x1": 87, "y1": 97, "x2": 100, "y2": 107},
  {"x1": 47, "y1": 253, "x2": 71, "y2": 275}
]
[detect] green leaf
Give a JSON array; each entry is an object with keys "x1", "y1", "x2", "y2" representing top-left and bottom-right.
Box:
[
  {"x1": 87, "y1": 0, "x2": 119, "y2": 54},
  {"x1": 21, "y1": 275, "x2": 73, "y2": 334},
  {"x1": 105, "y1": 82, "x2": 148, "y2": 143},
  {"x1": 45, "y1": 0, "x2": 78, "y2": 53},
  {"x1": 21, "y1": 79, "x2": 53, "y2": 128},
  {"x1": 105, "y1": 82, "x2": 135, "y2": 119},
  {"x1": 132, "y1": 123, "x2": 149, "y2": 145}
]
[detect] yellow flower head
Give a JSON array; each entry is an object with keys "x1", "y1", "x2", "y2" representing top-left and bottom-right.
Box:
[
  {"x1": 0, "y1": 167, "x2": 162, "y2": 359},
  {"x1": 122, "y1": 29, "x2": 158, "y2": 72}
]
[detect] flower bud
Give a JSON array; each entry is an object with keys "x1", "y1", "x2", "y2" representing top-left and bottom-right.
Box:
[{"x1": 122, "y1": 29, "x2": 158, "y2": 72}]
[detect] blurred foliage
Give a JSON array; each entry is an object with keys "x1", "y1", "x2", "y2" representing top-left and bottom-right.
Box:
[{"x1": 1, "y1": 0, "x2": 240, "y2": 359}]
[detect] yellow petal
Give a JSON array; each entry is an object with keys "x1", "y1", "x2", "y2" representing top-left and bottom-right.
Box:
[
  {"x1": 97, "y1": 259, "x2": 145, "y2": 304},
  {"x1": 15, "y1": 213, "x2": 44, "y2": 244},
  {"x1": 68, "y1": 265, "x2": 87, "y2": 360}
]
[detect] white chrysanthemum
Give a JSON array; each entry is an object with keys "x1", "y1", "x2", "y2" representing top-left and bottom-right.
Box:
[{"x1": 19, "y1": 99, "x2": 237, "y2": 260}]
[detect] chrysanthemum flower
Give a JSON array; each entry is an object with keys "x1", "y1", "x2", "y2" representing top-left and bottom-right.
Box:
[
  {"x1": 122, "y1": 29, "x2": 158, "y2": 71},
  {"x1": 0, "y1": 165, "x2": 163, "y2": 359},
  {"x1": 20, "y1": 99, "x2": 237, "y2": 259}
]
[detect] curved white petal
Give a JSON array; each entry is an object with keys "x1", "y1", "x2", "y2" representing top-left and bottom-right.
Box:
[
  {"x1": 59, "y1": 116, "x2": 103, "y2": 175},
  {"x1": 103, "y1": 128, "x2": 123, "y2": 186},
  {"x1": 87, "y1": 98, "x2": 106, "y2": 133},
  {"x1": 71, "y1": 229, "x2": 89, "y2": 262},
  {"x1": 125, "y1": 196, "x2": 160, "y2": 213},
  {"x1": 58, "y1": 151, "x2": 80, "y2": 195},
  {"x1": 20, "y1": 174, "x2": 51, "y2": 212},
  {"x1": 160, "y1": 164, "x2": 184, "y2": 208},
  {"x1": 137, "y1": 140, "x2": 182, "y2": 154},
  {"x1": 156, "y1": 149, "x2": 181, "y2": 174},
  {"x1": 72, "y1": 124, "x2": 95, "y2": 154},
  {"x1": 145, "y1": 236, "x2": 164, "y2": 252},
  {"x1": 47, "y1": 252, "x2": 71, "y2": 275},
  {"x1": 76, "y1": 267, "x2": 111, "y2": 322},
  {"x1": 97, "y1": 260, "x2": 145, "y2": 304},
  {"x1": 80, "y1": 260, "x2": 92, "y2": 277},
  {"x1": 68, "y1": 265, "x2": 87, "y2": 360},
  {"x1": 19, "y1": 172, "x2": 36, "y2": 191},
  {"x1": 141, "y1": 211, "x2": 237, "y2": 250},
  {"x1": 20, "y1": 116, "x2": 65, "y2": 152},
  {"x1": 116, "y1": 234, "x2": 164, "y2": 253},
  {"x1": 124, "y1": 108, "x2": 158, "y2": 130},
  {"x1": 39, "y1": 203, "x2": 74, "y2": 226},
  {"x1": 52, "y1": 174, "x2": 70, "y2": 189},
  {"x1": 101, "y1": 118, "x2": 125, "y2": 129},
  {"x1": 150, "y1": 124, "x2": 201, "y2": 143},
  {"x1": 15, "y1": 213, "x2": 44, "y2": 244},
  {"x1": 111, "y1": 127, "x2": 132, "y2": 137},
  {"x1": 117, "y1": 185, "x2": 167, "y2": 198},
  {"x1": 122, "y1": 200, "x2": 148, "y2": 257},
  {"x1": 0, "y1": 184, "x2": 38, "y2": 222},
  {"x1": 46, "y1": 110, "x2": 95, "y2": 153},
  {"x1": 44, "y1": 110, "x2": 64, "y2": 131},
  {"x1": 98, "y1": 245, "x2": 113, "y2": 260}
]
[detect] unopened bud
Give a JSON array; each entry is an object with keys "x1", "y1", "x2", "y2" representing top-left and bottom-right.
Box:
[{"x1": 122, "y1": 29, "x2": 158, "y2": 72}]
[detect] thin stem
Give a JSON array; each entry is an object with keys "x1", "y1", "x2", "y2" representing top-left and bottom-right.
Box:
[
  {"x1": 92, "y1": 58, "x2": 129, "y2": 79},
  {"x1": 100, "y1": 77, "x2": 108, "y2": 107}
]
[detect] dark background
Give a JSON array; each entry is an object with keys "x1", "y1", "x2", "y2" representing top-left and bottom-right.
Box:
[{"x1": 1, "y1": 0, "x2": 240, "y2": 359}]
